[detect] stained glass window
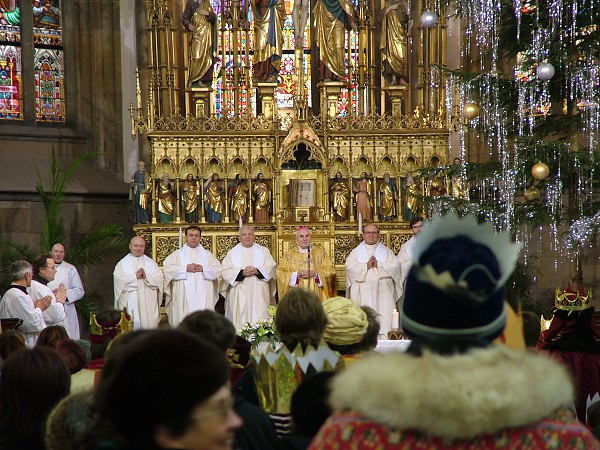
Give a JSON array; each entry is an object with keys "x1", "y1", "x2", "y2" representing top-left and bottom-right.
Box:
[
  {"x1": 33, "y1": 0, "x2": 64, "y2": 122},
  {"x1": 0, "y1": 0, "x2": 22, "y2": 120}
]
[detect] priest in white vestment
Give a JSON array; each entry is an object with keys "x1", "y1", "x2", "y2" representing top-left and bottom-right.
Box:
[
  {"x1": 28, "y1": 254, "x2": 68, "y2": 331},
  {"x1": 222, "y1": 226, "x2": 276, "y2": 330},
  {"x1": 397, "y1": 216, "x2": 424, "y2": 302},
  {"x1": 163, "y1": 225, "x2": 222, "y2": 327},
  {"x1": 345, "y1": 224, "x2": 402, "y2": 335},
  {"x1": 113, "y1": 236, "x2": 163, "y2": 329},
  {"x1": 47, "y1": 243, "x2": 85, "y2": 339}
]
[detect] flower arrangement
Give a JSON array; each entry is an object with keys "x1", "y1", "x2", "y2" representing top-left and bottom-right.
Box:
[{"x1": 239, "y1": 305, "x2": 280, "y2": 351}]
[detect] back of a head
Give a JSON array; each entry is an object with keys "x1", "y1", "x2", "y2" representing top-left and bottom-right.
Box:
[
  {"x1": 358, "y1": 306, "x2": 380, "y2": 352},
  {"x1": 275, "y1": 289, "x2": 327, "y2": 346},
  {"x1": 37, "y1": 325, "x2": 69, "y2": 348},
  {"x1": 321, "y1": 296, "x2": 368, "y2": 355},
  {"x1": 178, "y1": 310, "x2": 236, "y2": 352},
  {"x1": 95, "y1": 329, "x2": 230, "y2": 450},
  {"x1": 54, "y1": 339, "x2": 87, "y2": 374},
  {"x1": 0, "y1": 346, "x2": 70, "y2": 439},
  {"x1": 0, "y1": 329, "x2": 25, "y2": 361},
  {"x1": 46, "y1": 391, "x2": 95, "y2": 450},
  {"x1": 401, "y1": 213, "x2": 520, "y2": 353}
]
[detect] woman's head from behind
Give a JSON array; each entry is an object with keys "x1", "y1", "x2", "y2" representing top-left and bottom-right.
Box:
[
  {"x1": 0, "y1": 346, "x2": 70, "y2": 440},
  {"x1": 275, "y1": 288, "x2": 328, "y2": 347},
  {"x1": 95, "y1": 329, "x2": 241, "y2": 450}
]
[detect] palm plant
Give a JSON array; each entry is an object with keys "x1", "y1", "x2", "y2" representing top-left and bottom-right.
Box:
[{"x1": 0, "y1": 151, "x2": 129, "y2": 294}]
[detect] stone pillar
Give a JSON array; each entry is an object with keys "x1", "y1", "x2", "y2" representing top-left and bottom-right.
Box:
[
  {"x1": 255, "y1": 82, "x2": 278, "y2": 119},
  {"x1": 382, "y1": 85, "x2": 408, "y2": 116},
  {"x1": 317, "y1": 81, "x2": 347, "y2": 118}
]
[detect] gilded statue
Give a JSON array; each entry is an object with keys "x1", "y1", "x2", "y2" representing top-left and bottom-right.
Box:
[
  {"x1": 380, "y1": 0, "x2": 411, "y2": 85},
  {"x1": 182, "y1": 173, "x2": 199, "y2": 223},
  {"x1": 330, "y1": 171, "x2": 350, "y2": 222},
  {"x1": 229, "y1": 174, "x2": 249, "y2": 223},
  {"x1": 157, "y1": 174, "x2": 175, "y2": 223},
  {"x1": 251, "y1": 0, "x2": 286, "y2": 82},
  {"x1": 378, "y1": 172, "x2": 398, "y2": 221},
  {"x1": 182, "y1": 0, "x2": 217, "y2": 87},
  {"x1": 130, "y1": 161, "x2": 150, "y2": 224},
  {"x1": 402, "y1": 173, "x2": 421, "y2": 221},
  {"x1": 204, "y1": 173, "x2": 224, "y2": 223},
  {"x1": 354, "y1": 172, "x2": 373, "y2": 221},
  {"x1": 313, "y1": 0, "x2": 357, "y2": 81},
  {"x1": 429, "y1": 177, "x2": 447, "y2": 197},
  {"x1": 253, "y1": 172, "x2": 271, "y2": 223}
]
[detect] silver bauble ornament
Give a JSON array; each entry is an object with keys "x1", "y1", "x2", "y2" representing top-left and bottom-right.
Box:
[
  {"x1": 420, "y1": 11, "x2": 438, "y2": 28},
  {"x1": 536, "y1": 62, "x2": 555, "y2": 81},
  {"x1": 531, "y1": 161, "x2": 550, "y2": 180}
]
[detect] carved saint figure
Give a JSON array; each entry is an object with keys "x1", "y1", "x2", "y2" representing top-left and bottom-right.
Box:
[
  {"x1": 354, "y1": 172, "x2": 373, "y2": 221},
  {"x1": 229, "y1": 174, "x2": 249, "y2": 223},
  {"x1": 378, "y1": 172, "x2": 398, "y2": 221},
  {"x1": 253, "y1": 173, "x2": 272, "y2": 223},
  {"x1": 450, "y1": 158, "x2": 470, "y2": 200},
  {"x1": 380, "y1": 0, "x2": 411, "y2": 85},
  {"x1": 182, "y1": 0, "x2": 217, "y2": 87},
  {"x1": 130, "y1": 161, "x2": 151, "y2": 224},
  {"x1": 204, "y1": 173, "x2": 224, "y2": 223},
  {"x1": 158, "y1": 174, "x2": 175, "y2": 223},
  {"x1": 313, "y1": 0, "x2": 357, "y2": 81},
  {"x1": 330, "y1": 171, "x2": 350, "y2": 222},
  {"x1": 182, "y1": 173, "x2": 199, "y2": 223},
  {"x1": 251, "y1": 0, "x2": 286, "y2": 81},
  {"x1": 402, "y1": 173, "x2": 421, "y2": 221}
]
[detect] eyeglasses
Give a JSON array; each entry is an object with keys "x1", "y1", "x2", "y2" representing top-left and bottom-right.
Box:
[
  {"x1": 44, "y1": 265, "x2": 57, "y2": 270},
  {"x1": 363, "y1": 231, "x2": 379, "y2": 235},
  {"x1": 188, "y1": 396, "x2": 235, "y2": 424}
]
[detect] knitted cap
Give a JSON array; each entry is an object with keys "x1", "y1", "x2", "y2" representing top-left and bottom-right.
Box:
[
  {"x1": 322, "y1": 296, "x2": 368, "y2": 345},
  {"x1": 401, "y1": 213, "x2": 521, "y2": 342}
]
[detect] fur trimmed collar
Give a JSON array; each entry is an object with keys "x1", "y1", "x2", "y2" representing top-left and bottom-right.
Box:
[{"x1": 329, "y1": 345, "x2": 574, "y2": 440}]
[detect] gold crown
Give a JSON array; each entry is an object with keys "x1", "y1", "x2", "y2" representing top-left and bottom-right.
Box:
[
  {"x1": 250, "y1": 341, "x2": 343, "y2": 415},
  {"x1": 90, "y1": 309, "x2": 134, "y2": 337},
  {"x1": 555, "y1": 285, "x2": 592, "y2": 311}
]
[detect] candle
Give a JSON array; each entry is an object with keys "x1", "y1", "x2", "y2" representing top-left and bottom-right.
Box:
[
  {"x1": 239, "y1": 215, "x2": 243, "y2": 229},
  {"x1": 358, "y1": 212, "x2": 363, "y2": 235},
  {"x1": 178, "y1": 227, "x2": 182, "y2": 249},
  {"x1": 392, "y1": 309, "x2": 399, "y2": 330}
]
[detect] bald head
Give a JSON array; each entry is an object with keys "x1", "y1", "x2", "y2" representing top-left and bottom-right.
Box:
[{"x1": 129, "y1": 236, "x2": 146, "y2": 257}]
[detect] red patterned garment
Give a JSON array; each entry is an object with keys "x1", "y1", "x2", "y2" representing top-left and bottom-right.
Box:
[{"x1": 308, "y1": 346, "x2": 600, "y2": 450}]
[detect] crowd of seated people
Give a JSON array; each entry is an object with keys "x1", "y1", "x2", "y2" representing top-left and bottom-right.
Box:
[{"x1": 1, "y1": 214, "x2": 600, "y2": 450}]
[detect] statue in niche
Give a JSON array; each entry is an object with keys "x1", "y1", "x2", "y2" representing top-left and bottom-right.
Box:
[
  {"x1": 402, "y1": 173, "x2": 421, "y2": 221},
  {"x1": 157, "y1": 174, "x2": 175, "y2": 223},
  {"x1": 378, "y1": 172, "x2": 398, "y2": 221},
  {"x1": 130, "y1": 161, "x2": 151, "y2": 224},
  {"x1": 251, "y1": 0, "x2": 286, "y2": 82},
  {"x1": 354, "y1": 172, "x2": 373, "y2": 221},
  {"x1": 204, "y1": 173, "x2": 224, "y2": 223},
  {"x1": 313, "y1": 0, "x2": 357, "y2": 81},
  {"x1": 380, "y1": 0, "x2": 411, "y2": 85},
  {"x1": 253, "y1": 173, "x2": 272, "y2": 223},
  {"x1": 182, "y1": 0, "x2": 217, "y2": 87},
  {"x1": 229, "y1": 174, "x2": 249, "y2": 223},
  {"x1": 330, "y1": 171, "x2": 350, "y2": 222},
  {"x1": 182, "y1": 173, "x2": 199, "y2": 223}
]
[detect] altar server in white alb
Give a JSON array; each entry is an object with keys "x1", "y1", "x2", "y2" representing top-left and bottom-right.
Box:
[
  {"x1": 113, "y1": 236, "x2": 163, "y2": 329},
  {"x1": 222, "y1": 225, "x2": 276, "y2": 330},
  {"x1": 345, "y1": 224, "x2": 402, "y2": 335},
  {"x1": 47, "y1": 242, "x2": 85, "y2": 339},
  {"x1": 163, "y1": 225, "x2": 222, "y2": 327},
  {"x1": 28, "y1": 254, "x2": 68, "y2": 330}
]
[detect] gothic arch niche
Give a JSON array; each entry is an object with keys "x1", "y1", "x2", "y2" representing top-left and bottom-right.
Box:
[{"x1": 279, "y1": 141, "x2": 327, "y2": 222}]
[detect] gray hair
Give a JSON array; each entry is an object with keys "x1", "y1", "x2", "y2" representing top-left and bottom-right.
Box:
[
  {"x1": 11, "y1": 260, "x2": 32, "y2": 281},
  {"x1": 239, "y1": 225, "x2": 255, "y2": 236}
]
